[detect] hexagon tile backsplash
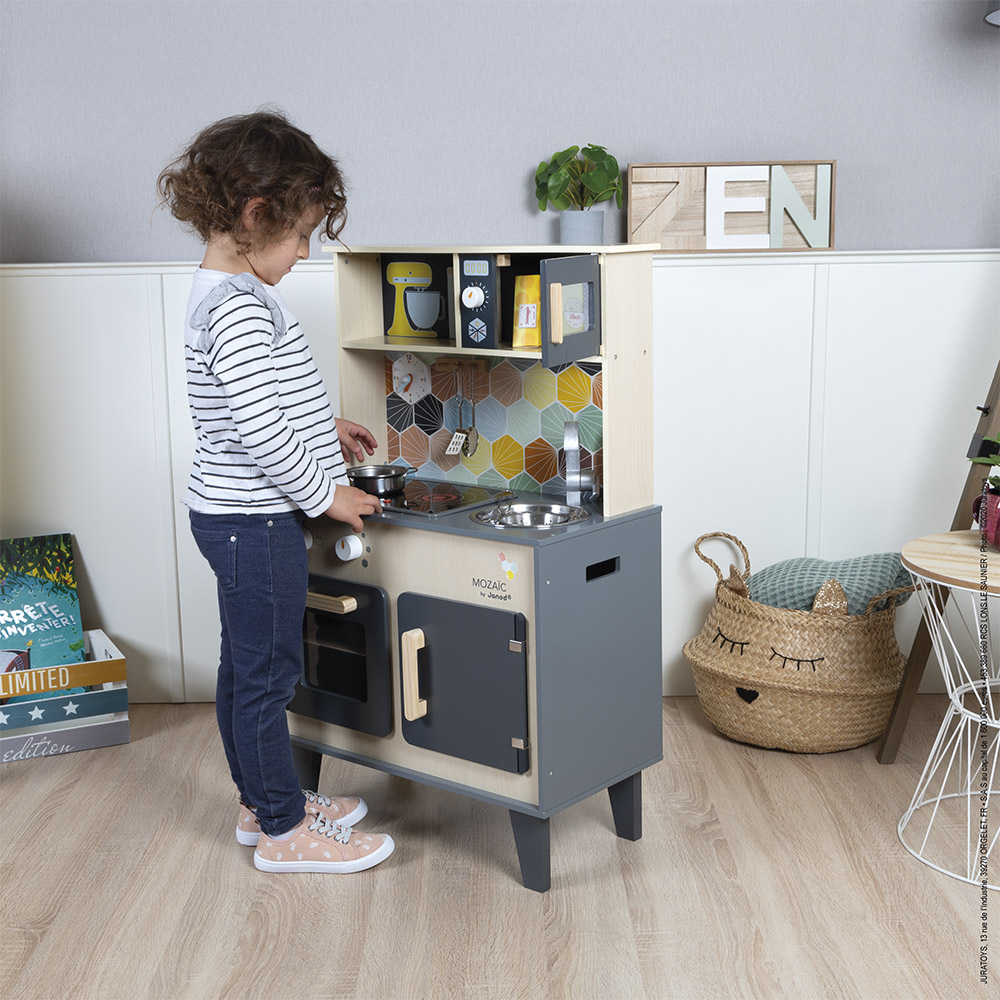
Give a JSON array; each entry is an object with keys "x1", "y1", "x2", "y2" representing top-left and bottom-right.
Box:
[{"x1": 383, "y1": 354, "x2": 603, "y2": 493}]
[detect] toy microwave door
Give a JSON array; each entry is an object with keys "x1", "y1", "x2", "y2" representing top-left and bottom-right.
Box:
[{"x1": 539, "y1": 254, "x2": 601, "y2": 368}]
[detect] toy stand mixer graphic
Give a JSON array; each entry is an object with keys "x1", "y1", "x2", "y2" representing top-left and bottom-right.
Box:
[{"x1": 386, "y1": 260, "x2": 445, "y2": 338}]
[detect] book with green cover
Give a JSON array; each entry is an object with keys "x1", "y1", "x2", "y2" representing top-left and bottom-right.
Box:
[{"x1": 0, "y1": 534, "x2": 87, "y2": 672}]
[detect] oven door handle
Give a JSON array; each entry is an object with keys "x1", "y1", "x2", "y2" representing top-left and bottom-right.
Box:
[
  {"x1": 306, "y1": 592, "x2": 358, "y2": 615},
  {"x1": 401, "y1": 627, "x2": 428, "y2": 721}
]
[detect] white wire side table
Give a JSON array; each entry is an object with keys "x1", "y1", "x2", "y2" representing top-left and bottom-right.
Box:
[{"x1": 899, "y1": 530, "x2": 1000, "y2": 889}]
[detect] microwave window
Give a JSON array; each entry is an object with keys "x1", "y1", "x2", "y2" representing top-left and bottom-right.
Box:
[
  {"x1": 303, "y1": 613, "x2": 368, "y2": 702},
  {"x1": 560, "y1": 281, "x2": 593, "y2": 338}
]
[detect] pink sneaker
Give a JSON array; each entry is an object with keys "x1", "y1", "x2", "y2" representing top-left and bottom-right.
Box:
[
  {"x1": 254, "y1": 814, "x2": 395, "y2": 873},
  {"x1": 235, "y1": 790, "x2": 368, "y2": 846}
]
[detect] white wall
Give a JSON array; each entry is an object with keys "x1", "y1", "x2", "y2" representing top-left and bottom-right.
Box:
[
  {"x1": 3, "y1": 251, "x2": 997, "y2": 701},
  {"x1": 655, "y1": 250, "x2": 1000, "y2": 694},
  {"x1": 0, "y1": 268, "x2": 184, "y2": 700},
  {"x1": 0, "y1": 261, "x2": 339, "y2": 701},
  {"x1": 1, "y1": 0, "x2": 998, "y2": 262}
]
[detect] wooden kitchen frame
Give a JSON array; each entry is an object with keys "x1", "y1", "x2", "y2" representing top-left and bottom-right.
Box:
[{"x1": 288, "y1": 245, "x2": 663, "y2": 891}]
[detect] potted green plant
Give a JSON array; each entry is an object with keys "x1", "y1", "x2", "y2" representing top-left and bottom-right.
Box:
[
  {"x1": 971, "y1": 433, "x2": 1000, "y2": 549},
  {"x1": 534, "y1": 144, "x2": 624, "y2": 244}
]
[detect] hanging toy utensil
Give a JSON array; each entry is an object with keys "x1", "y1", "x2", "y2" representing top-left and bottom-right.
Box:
[
  {"x1": 462, "y1": 364, "x2": 479, "y2": 457},
  {"x1": 445, "y1": 365, "x2": 468, "y2": 456}
]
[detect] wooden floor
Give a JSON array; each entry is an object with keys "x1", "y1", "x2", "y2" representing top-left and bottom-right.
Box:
[{"x1": 0, "y1": 696, "x2": 985, "y2": 1000}]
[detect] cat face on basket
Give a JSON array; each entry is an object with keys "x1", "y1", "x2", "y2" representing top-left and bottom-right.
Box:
[{"x1": 711, "y1": 625, "x2": 826, "y2": 704}]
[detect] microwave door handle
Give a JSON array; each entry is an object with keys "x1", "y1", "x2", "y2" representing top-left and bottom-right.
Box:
[
  {"x1": 401, "y1": 627, "x2": 428, "y2": 721},
  {"x1": 549, "y1": 281, "x2": 563, "y2": 345}
]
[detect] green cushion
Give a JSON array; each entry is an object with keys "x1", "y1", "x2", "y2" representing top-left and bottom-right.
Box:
[{"x1": 747, "y1": 552, "x2": 911, "y2": 616}]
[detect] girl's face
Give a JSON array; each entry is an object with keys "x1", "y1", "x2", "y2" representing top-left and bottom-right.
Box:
[{"x1": 246, "y1": 203, "x2": 326, "y2": 285}]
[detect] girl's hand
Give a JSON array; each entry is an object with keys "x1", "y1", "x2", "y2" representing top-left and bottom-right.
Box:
[
  {"x1": 336, "y1": 418, "x2": 378, "y2": 463},
  {"x1": 324, "y1": 484, "x2": 381, "y2": 532}
]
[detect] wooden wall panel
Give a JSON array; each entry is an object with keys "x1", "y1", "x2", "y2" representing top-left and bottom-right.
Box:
[{"x1": 2, "y1": 253, "x2": 996, "y2": 699}]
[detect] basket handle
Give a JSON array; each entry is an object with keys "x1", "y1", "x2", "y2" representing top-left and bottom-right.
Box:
[
  {"x1": 693, "y1": 532, "x2": 751, "y2": 582},
  {"x1": 863, "y1": 584, "x2": 914, "y2": 615}
]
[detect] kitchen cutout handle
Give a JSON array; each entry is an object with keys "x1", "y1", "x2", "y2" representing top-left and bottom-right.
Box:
[
  {"x1": 401, "y1": 627, "x2": 427, "y2": 721},
  {"x1": 307, "y1": 592, "x2": 358, "y2": 615},
  {"x1": 586, "y1": 556, "x2": 620, "y2": 581},
  {"x1": 549, "y1": 281, "x2": 564, "y2": 345}
]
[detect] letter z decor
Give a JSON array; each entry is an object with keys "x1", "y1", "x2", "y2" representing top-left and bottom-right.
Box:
[{"x1": 627, "y1": 161, "x2": 835, "y2": 252}]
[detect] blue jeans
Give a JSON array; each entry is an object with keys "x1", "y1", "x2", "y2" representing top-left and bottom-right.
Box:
[{"x1": 189, "y1": 509, "x2": 308, "y2": 836}]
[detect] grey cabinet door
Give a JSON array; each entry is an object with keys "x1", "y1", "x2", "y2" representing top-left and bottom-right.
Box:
[{"x1": 397, "y1": 594, "x2": 528, "y2": 773}]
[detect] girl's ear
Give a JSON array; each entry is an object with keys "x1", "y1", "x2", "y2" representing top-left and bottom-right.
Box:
[{"x1": 241, "y1": 197, "x2": 269, "y2": 232}]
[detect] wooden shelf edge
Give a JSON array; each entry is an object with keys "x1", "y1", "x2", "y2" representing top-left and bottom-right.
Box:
[
  {"x1": 323, "y1": 243, "x2": 661, "y2": 256},
  {"x1": 342, "y1": 336, "x2": 544, "y2": 361}
]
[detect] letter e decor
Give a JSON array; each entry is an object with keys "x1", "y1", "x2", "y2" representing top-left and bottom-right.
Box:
[{"x1": 627, "y1": 161, "x2": 835, "y2": 252}]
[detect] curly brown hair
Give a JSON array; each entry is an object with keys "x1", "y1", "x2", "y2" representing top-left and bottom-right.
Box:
[{"x1": 157, "y1": 110, "x2": 347, "y2": 250}]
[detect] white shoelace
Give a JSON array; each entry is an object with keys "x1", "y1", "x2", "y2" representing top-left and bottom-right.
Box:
[
  {"x1": 303, "y1": 789, "x2": 332, "y2": 808},
  {"x1": 307, "y1": 812, "x2": 353, "y2": 843}
]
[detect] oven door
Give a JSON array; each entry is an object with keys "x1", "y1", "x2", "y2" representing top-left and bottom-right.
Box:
[{"x1": 288, "y1": 575, "x2": 392, "y2": 737}]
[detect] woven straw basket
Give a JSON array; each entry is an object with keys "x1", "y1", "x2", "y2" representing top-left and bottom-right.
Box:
[{"x1": 683, "y1": 532, "x2": 910, "y2": 753}]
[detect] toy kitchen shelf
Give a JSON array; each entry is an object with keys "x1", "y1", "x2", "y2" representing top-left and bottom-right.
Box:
[
  {"x1": 289, "y1": 244, "x2": 662, "y2": 892},
  {"x1": 325, "y1": 243, "x2": 659, "y2": 520}
]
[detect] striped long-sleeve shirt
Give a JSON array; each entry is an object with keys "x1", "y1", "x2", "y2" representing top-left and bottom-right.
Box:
[{"x1": 183, "y1": 269, "x2": 346, "y2": 517}]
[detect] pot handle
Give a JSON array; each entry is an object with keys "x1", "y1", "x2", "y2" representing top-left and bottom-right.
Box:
[
  {"x1": 693, "y1": 532, "x2": 751, "y2": 582},
  {"x1": 401, "y1": 627, "x2": 427, "y2": 721}
]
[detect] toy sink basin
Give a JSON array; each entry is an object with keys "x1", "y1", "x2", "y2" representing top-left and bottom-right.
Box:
[{"x1": 471, "y1": 502, "x2": 591, "y2": 529}]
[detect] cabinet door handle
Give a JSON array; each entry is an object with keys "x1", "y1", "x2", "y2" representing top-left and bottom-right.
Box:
[
  {"x1": 401, "y1": 627, "x2": 427, "y2": 721},
  {"x1": 549, "y1": 281, "x2": 564, "y2": 345},
  {"x1": 306, "y1": 592, "x2": 358, "y2": 615}
]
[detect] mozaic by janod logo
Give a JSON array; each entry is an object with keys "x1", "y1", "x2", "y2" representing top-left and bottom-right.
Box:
[{"x1": 472, "y1": 552, "x2": 518, "y2": 602}]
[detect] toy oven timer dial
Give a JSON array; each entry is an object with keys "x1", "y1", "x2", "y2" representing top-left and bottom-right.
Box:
[{"x1": 458, "y1": 254, "x2": 499, "y2": 350}]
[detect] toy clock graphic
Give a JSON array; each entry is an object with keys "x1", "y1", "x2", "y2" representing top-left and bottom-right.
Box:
[
  {"x1": 391, "y1": 353, "x2": 431, "y2": 405},
  {"x1": 458, "y1": 254, "x2": 499, "y2": 350}
]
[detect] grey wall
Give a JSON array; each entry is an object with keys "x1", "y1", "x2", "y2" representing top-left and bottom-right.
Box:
[{"x1": 1, "y1": 0, "x2": 997, "y2": 263}]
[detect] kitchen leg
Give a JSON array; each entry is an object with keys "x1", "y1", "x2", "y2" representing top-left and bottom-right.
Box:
[
  {"x1": 607, "y1": 771, "x2": 642, "y2": 841},
  {"x1": 290, "y1": 740, "x2": 322, "y2": 791},
  {"x1": 509, "y1": 810, "x2": 550, "y2": 893}
]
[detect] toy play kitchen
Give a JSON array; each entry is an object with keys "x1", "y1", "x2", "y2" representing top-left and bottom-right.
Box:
[{"x1": 286, "y1": 244, "x2": 662, "y2": 891}]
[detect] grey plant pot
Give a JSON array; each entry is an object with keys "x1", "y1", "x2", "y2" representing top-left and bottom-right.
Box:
[{"x1": 559, "y1": 209, "x2": 605, "y2": 245}]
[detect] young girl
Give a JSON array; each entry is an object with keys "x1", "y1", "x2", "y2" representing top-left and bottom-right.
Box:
[{"x1": 158, "y1": 111, "x2": 394, "y2": 874}]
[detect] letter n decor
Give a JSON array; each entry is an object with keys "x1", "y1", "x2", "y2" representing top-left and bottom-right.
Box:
[{"x1": 627, "y1": 161, "x2": 835, "y2": 252}]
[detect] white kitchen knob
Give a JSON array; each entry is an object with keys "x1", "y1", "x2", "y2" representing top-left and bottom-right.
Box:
[
  {"x1": 462, "y1": 285, "x2": 486, "y2": 309},
  {"x1": 335, "y1": 534, "x2": 363, "y2": 561},
  {"x1": 302, "y1": 526, "x2": 313, "y2": 550}
]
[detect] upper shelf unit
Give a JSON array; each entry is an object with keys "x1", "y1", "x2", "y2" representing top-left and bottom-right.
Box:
[{"x1": 325, "y1": 244, "x2": 659, "y2": 369}]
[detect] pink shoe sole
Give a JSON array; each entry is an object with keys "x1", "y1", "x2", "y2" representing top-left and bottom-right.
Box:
[{"x1": 254, "y1": 833, "x2": 395, "y2": 874}]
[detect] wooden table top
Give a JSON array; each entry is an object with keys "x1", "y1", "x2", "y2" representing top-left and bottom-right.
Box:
[{"x1": 901, "y1": 529, "x2": 1000, "y2": 595}]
